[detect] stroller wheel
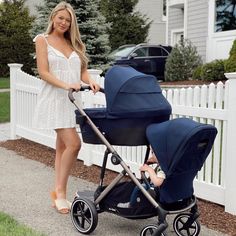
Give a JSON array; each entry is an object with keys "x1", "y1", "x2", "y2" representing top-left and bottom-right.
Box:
[
  {"x1": 70, "y1": 197, "x2": 98, "y2": 234},
  {"x1": 173, "y1": 213, "x2": 201, "y2": 236},
  {"x1": 140, "y1": 224, "x2": 166, "y2": 236}
]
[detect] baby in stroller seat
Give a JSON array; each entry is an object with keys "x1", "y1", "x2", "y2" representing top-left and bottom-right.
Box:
[{"x1": 118, "y1": 148, "x2": 166, "y2": 208}]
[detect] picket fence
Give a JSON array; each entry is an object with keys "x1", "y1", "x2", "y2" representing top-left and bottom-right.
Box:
[{"x1": 8, "y1": 63, "x2": 236, "y2": 215}]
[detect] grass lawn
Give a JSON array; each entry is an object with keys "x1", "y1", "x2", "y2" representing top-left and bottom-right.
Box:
[
  {"x1": 0, "y1": 211, "x2": 45, "y2": 236},
  {"x1": 0, "y1": 92, "x2": 10, "y2": 123},
  {"x1": 0, "y1": 77, "x2": 10, "y2": 89}
]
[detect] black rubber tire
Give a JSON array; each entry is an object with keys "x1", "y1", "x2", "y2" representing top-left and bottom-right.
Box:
[
  {"x1": 140, "y1": 224, "x2": 166, "y2": 236},
  {"x1": 173, "y1": 213, "x2": 201, "y2": 236},
  {"x1": 70, "y1": 197, "x2": 98, "y2": 234}
]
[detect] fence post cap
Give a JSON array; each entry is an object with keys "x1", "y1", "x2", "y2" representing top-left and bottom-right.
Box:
[
  {"x1": 88, "y1": 69, "x2": 102, "y2": 75},
  {"x1": 8, "y1": 63, "x2": 23, "y2": 69},
  {"x1": 225, "y1": 72, "x2": 236, "y2": 79}
]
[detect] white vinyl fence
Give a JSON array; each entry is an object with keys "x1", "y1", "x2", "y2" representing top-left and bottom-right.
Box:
[{"x1": 8, "y1": 63, "x2": 236, "y2": 215}]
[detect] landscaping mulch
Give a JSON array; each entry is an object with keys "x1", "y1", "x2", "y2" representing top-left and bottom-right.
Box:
[{"x1": 0, "y1": 138, "x2": 235, "y2": 236}]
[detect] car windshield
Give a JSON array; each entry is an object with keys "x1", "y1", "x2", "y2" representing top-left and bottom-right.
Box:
[{"x1": 113, "y1": 46, "x2": 136, "y2": 58}]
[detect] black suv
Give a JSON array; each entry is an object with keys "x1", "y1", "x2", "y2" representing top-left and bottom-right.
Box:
[{"x1": 109, "y1": 44, "x2": 172, "y2": 81}]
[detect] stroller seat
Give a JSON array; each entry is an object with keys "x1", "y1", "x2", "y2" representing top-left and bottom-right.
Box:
[
  {"x1": 76, "y1": 66, "x2": 171, "y2": 146},
  {"x1": 146, "y1": 118, "x2": 218, "y2": 205}
]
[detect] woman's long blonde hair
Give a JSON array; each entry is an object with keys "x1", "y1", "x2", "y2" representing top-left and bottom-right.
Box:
[{"x1": 45, "y1": 1, "x2": 88, "y2": 70}]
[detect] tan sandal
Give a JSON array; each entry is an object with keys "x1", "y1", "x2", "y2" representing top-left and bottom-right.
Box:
[
  {"x1": 55, "y1": 198, "x2": 70, "y2": 214},
  {"x1": 50, "y1": 191, "x2": 71, "y2": 212}
]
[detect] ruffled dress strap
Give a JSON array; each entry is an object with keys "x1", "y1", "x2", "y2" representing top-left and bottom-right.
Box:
[{"x1": 33, "y1": 34, "x2": 49, "y2": 44}]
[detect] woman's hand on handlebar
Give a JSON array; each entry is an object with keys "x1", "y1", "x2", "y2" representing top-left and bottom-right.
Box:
[
  {"x1": 65, "y1": 83, "x2": 81, "y2": 91},
  {"x1": 89, "y1": 79, "x2": 100, "y2": 94}
]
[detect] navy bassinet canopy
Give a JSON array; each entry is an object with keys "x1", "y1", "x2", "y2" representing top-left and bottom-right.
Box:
[
  {"x1": 76, "y1": 66, "x2": 172, "y2": 146},
  {"x1": 146, "y1": 118, "x2": 217, "y2": 203},
  {"x1": 104, "y1": 65, "x2": 171, "y2": 118}
]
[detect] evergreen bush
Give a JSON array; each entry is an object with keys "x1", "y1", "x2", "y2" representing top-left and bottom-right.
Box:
[
  {"x1": 165, "y1": 39, "x2": 202, "y2": 81},
  {"x1": 0, "y1": 0, "x2": 35, "y2": 77},
  {"x1": 99, "y1": 0, "x2": 151, "y2": 50},
  {"x1": 201, "y1": 59, "x2": 226, "y2": 81},
  {"x1": 192, "y1": 65, "x2": 202, "y2": 81}
]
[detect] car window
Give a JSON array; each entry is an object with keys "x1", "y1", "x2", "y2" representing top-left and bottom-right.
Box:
[
  {"x1": 162, "y1": 48, "x2": 169, "y2": 56},
  {"x1": 148, "y1": 47, "x2": 162, "y2": 56},
  {"x1": 114, "y1": 46, "x2": 136, "y2": 57},
  {"x1": 133, "y1": 47, "x2": 148, "y2": 57}
]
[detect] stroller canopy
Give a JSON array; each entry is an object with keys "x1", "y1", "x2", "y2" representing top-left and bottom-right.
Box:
[
  {"x1": 146, "y1": 118, "x2": 217, "y2": 203},
  {"x1": 104, "y1": 65, "x2": 171, "y2": 118},
  {"x1": 146, "y1": 118, "x2": 218, "y2": 177}
]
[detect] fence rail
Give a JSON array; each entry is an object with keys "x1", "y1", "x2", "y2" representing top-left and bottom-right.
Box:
[{"x1": 8, "y1": 63, "x2": 236, "y2": 215}]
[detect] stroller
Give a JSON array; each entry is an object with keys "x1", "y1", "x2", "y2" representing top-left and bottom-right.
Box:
[{"x1": 69, "y1": 65, "x2": 217, "y2": 236}]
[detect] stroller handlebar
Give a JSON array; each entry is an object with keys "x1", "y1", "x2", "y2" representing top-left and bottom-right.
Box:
[{"x1": 68, "y1": 86, "x2": 104, "y2": 103}]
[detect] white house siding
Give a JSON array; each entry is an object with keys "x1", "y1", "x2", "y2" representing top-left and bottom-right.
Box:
[
  {"x1": 168, "y1": 7, "x2": 184, "y2": 43},
  {"x1": 136, "y1": 0, "x2": 166, "y2": 45},
  {"x1": 187, "y1": 0, "x2": 208, "y2": 62}
]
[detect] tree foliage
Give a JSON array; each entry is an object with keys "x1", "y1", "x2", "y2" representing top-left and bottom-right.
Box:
[
  {"x1": 100, "y1": 0, "x2": 151, "y2": 50},
  {"x1": 165, "y1": 39, "x2": 202, "y2": 81},
  {"x1": 0, "y1": 0, "x2": 35, "y2": 76},
  {"x1": 32, "y1": 0, "x2": 110, "y2": 70}
]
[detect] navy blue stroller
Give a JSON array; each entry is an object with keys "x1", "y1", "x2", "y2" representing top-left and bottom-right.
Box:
[{"x1": 68, "y1": 66, "x2": 217, "y2": 236}]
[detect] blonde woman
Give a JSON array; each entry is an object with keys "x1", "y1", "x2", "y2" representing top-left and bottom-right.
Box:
[{"x1": 33, "y1": 1, "x2": 100, "y2": 214}]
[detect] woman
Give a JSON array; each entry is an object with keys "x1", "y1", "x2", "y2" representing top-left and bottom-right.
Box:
[{"x1": 33, "y1": 1, "x2": 100, "y2": 214}]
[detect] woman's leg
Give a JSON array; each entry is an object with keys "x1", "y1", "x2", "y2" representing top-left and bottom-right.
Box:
[{"x1": 55, "y1": 127, "x2": 81, "y2": 200}]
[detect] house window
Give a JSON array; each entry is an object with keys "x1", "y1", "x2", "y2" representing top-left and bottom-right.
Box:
[{"x1": 215, "y1": 0, "x2": 236, "y2": 32}]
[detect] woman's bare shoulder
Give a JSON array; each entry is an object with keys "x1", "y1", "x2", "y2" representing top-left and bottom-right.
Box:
[{"x1": 33, "y1": 34, "x2": 47, "y2": 44}]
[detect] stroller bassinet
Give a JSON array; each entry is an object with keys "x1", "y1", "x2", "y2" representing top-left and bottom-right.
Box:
[{"x1": 76, "y1": 65, "x2": 171, "y2": 146}]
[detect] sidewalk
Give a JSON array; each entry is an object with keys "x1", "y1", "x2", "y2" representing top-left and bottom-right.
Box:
[{"x1": 0, "y1": 123, "x2": 229, "y2": 236}]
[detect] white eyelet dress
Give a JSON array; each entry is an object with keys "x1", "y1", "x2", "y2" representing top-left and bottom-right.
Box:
[{"x1": 32, "y1": 34, "x2": 82, "y2": 130}]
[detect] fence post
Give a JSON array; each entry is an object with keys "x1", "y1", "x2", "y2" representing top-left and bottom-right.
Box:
[
  {"x1": 8, "y1": 63, "x2": 23, "y2": 140},
  {"x1": 224, "y1": 72, "x2": 236, "y2": 215}
]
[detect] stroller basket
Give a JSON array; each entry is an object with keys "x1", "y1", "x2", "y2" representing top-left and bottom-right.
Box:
[{"x1": 76, "y1": 66, "x2": 172, "y2": 146}]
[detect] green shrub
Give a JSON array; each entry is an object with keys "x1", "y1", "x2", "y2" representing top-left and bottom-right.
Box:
[
  {"x1": 165, "y1": 39, "x2": 202, "y2": 81},
  {"x1": 192, "y1": 65, "x2": 202, "y2": 81},
  {"x1": 224, "y1": 39, "x2": 236, "y2": 72},
  {"x1": 229, "y1": 39, "x2": 236, "y2": 57},
  {"x1": 225, "y1": 55, "x2": 236, "y2": 72},
  {"x1": 201, "y1": 59, "x2": 226, "y2": 81}
]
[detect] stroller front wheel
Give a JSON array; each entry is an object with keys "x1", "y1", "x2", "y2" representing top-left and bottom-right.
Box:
[
  {"x1": 173, "y1": 213, "x2": 200, "y2": 236},
  {"x1": 140, "y1": 224, "x2": 166, "y2": 236},
  {"x1": 70, "y1": 197, "x2": 98, "y2": 234}
]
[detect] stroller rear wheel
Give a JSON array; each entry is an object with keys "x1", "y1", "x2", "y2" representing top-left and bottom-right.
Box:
[
  {"x1": 140, "y1": 224, "x2": 166, "y2": 236},
  {"x1": 173, "y1": 213, "x2": 200, "y2": 236},
  {"x1": 70, "y1": 197, "x2": 98, "y2": 234}
]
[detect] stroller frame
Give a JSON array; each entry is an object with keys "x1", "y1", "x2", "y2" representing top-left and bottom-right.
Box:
[{"x1": 69, "y1": 88, "x2": 201, "y2": 236}]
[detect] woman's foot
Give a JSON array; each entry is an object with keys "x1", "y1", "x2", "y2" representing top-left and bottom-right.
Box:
[
  {"x1": 54, "y1": 198, "x2": 70, "y2": 214},
  {"x1": 50, "y1": 191, "x2": 71, "y2": 213}
]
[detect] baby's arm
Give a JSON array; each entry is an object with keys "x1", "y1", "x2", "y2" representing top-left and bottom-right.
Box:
[{"x1": 139, "y1": 164, "x2": 165, "y2": 187}]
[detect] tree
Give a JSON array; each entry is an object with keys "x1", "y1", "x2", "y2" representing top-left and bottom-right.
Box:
[
  {"x1": 100, "y1": 0, "x2": 151, "y2": 50},
  {"x1": 0, "y1": 0, "x2": 35, "y2": 76},
  {"x1": 32, "y1": 0, "x2": 110, "y2": 70},
  {"x1": 165, "y1": 39, "x2": 202, "y2": 81}
]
